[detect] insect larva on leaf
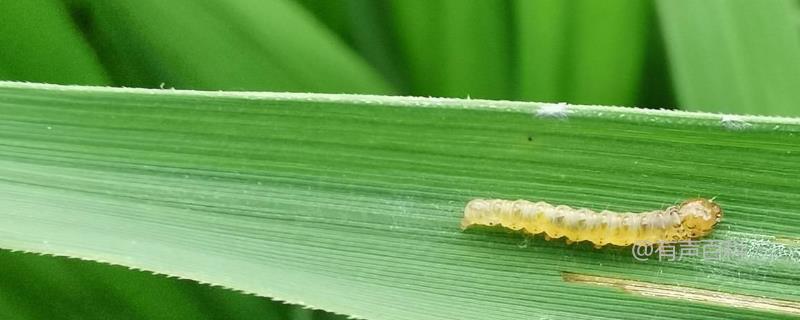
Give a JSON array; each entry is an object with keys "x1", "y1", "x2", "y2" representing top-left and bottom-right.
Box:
[{"x1": 461, "y1": 198, "x2": 723, "y2": 247}]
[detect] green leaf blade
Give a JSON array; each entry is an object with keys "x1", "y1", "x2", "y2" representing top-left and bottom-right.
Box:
[
  {"x1": 0, "y1": 82, "x2": 798, "y2": 319},
  {"x1": 657, "y1": 0, "x2": 800, "y2": 116}
]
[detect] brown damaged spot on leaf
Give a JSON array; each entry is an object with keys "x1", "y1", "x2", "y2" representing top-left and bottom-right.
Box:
[{"x1": 562, "y1": 272, "x2": 800, "y2": 316}]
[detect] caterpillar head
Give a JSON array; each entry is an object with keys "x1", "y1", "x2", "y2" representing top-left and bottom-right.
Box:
[{"x1": 677, "y1": 198, "x2": 723, "y2": 238}]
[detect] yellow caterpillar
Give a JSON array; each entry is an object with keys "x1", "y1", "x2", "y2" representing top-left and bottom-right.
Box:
[{"x1": 461, "y1": 198, "x2": 722, "y2": 247}]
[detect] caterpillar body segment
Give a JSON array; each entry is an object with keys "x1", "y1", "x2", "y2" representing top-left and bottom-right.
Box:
[{"x1": 461, "y1": 198, "x2": 722, "y2": 247}]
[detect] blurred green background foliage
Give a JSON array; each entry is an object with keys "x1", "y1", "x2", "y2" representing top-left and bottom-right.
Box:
[
  {"x1": 2, "y1": 0, "x2": 799, "y2": 114},
  {"x1": 0, "y1": 0, "x2": 799, "y2": 319}
]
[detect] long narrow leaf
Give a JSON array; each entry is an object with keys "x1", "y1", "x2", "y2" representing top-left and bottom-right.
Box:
[
  {"x1": 0, "y1": 82, "x2": 798, "y2": 319},
  {"x1": 67, "y1": 0, "x2": 391, "y2": 93},
  {"x1": 657, "y1": 0, "x2": 800, "y2": 116}
]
